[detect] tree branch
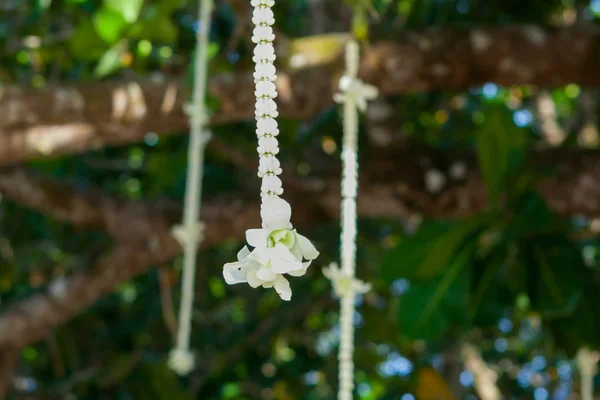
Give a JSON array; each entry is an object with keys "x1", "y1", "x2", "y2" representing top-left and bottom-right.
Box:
[{"x1": 1, "y1": 26, "x2": 600, "y2": 165}]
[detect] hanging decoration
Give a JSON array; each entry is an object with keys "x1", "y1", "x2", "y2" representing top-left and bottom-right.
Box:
[
  {"x1": 323, "y1": 40, "x2": 377, "y2": 400},
  {"x1": 222, "y1": 0, "x2": 319, "y2": 300},
  {"x1": 168, "y1": 0, "x2": 214, "y2": 376},
  {"x1": 576, "y1": 347, "x2": 599, "y2": 400}
]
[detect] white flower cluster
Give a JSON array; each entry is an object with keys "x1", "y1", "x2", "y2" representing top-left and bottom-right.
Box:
[
  {"x1": 223, "y1": 0, "x2": 319, "y2": 300},
  {"x1": 223, "y1": 197, "x2": 319, "y2": 300}
]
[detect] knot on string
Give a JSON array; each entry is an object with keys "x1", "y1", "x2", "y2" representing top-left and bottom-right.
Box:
[
  {"x1": 183, "y1": 103, "x2": 209, "y2": 121},
  {"x1": 323, "y1": 262, "x2": 371, "y2": 298},
  {"x1": 172, "y1": 222, "x2": 206, "y2": 248},
  {"x1": 168, "y1": 348, "x2": 195, "y2": 376}
]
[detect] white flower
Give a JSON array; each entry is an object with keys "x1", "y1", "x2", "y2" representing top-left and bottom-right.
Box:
[
  {"x1": 223, "y1": 197, "x2": 319, "y2": 300},
  {"x1": 258, "y1": 154, "x2": 282, "y2": 177},
  {"x1": 255, "y1": 197, "x2": 319, "y2": 259},
  {"x1": 255, "y1": 98, "x2": 278, "y2": 117},
  {"x1": 254, "y1": 63, "x2": 277, "y2": 82},
  {"x1": 334, "y1": 75, "x2": 379, "y2": 112},
  {"x1": 257, "y1": 117, "x2": 279, "y2": 135},
  {"x1": 252, "y1": 6, "x2": 275, "y2": 25},
  {"x1": 255, "y1": 80, "x2": 277, "y2": 98},
  {"x1": 322, "y1": 263, "x2": 371, "y2": 297},
  {"x1": 257, "y1": 135, "x2": 279, "y2": 154},
  {"x1": 260, "y1": 175, "x2": 283, "y2": 195},
  {"x1": 252, "y1": 26, "x2": 275, "y2": 43},
  {"x1": 222, "y1": 245, "x2": 300, "y2": 301},
  {"x1": 253, "y1": 43, "x2": 276, "y2": 63}
]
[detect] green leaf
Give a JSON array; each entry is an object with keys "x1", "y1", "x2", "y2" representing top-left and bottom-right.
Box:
[
  {"x1": 381, "y1": 221, "x2": 451, "y2": 282},
  {"x1": 468, "y1": 248, "x2": 511, "y2": 325},
  {"x1": 554, "y1": 278, "x2": 600, "y2": 352},
  {"x1": 106, "y1": 0, "x2": 144, "y2": 23},
  {"x1": 476, "y1": 105, "x2": 528, "y2": 205},
  {"x1": 93, "y1": 7, "x2": 128, "y2": 43},
  {"x1": 397, "y1": 246, "x2": 473, "y2": 341},
  {"x1": 94, "y1": 40, "x2": 127, "y2": 77},
  {"x1": 129, "y1": 8, "x2": 179, "y2": 43},
  {"x1": 382, "y1": 216, "x2": 491, "y2": 282},
  {"x1": 506, "y1": 192, "x2": 559, "y2": 238},
  {"x1": 530, "y1": 238, "x2": 584, "y2": 318},
  {"x1": 69, "y1": 20, "x2": 109, "y2": 60}
]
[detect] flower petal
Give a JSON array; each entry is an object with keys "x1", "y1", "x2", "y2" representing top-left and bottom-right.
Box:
[
  {"x1": 246, "y1": 269, "x2": 263, "y2": 288},
  {"x1": 289, "y1": 241, "x2": 302, "y2": 261},
  {"x1": 295, "y1": 233, "x2": 319, "y2": 260},
  {"x1": 262, "y1": 280, "x2": 275, "y2": 288},
  {"x1": 223, "y1": 261, "x2": 247, "y2": 285},
  {"x1": 270, "y1": 243, "x2": 303, "y2": 274},
  {"x1": 249, "y1": 246, "x2": 270, "y2": 265},
  {"x1": 261, "y1": 197, "x2": 292, "y2": 230},
  {"x1": 257, "y1": 266, "x2": 277, "y2": 281},
  {"x1": 246, "y1": 229, "x2": 269, "y2": 248},
  {"x1": 274, "y1": 275, "x2": 291, "y2": 301},
  {"x1": 237, "y1": 246, "x2": 251, "y2": 262},
  {"x1": 288, "y1": 261, "x2": 311, "y2": 277}
]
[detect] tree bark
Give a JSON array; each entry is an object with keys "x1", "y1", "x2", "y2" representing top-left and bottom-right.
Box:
[{"x1": 1, "y1": 26, "x2": 600, "y2": 165}]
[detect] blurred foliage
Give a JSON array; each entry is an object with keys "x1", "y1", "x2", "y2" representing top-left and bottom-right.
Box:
[{"x1": 1, "y1": 0, "x2": 600, "y2": 399}]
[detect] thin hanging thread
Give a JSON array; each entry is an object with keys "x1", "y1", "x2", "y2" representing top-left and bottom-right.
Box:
[
  {"x1": 325, "y1": 41, "x2": 377, "y2": 400},
  {"x1": 169, "y1": 0, "x2": 213, "y2": 375}
]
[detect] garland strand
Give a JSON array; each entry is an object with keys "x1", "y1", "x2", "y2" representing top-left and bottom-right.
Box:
[
  {"x1": 222, "y1": 0, "x2": 319, "y2": 300},
  {"x1": 251, "y1": 0, "x2": 283, "y2": 199},
  {"x1": 577, "y1": 347, "x2": 599, "y2": 400},
  {"x1": 323, "y1": 41, "x2": 377, "y2": 400},
  {"x1": 168, "y1": 0, "x2": 213, "y2": 376}
]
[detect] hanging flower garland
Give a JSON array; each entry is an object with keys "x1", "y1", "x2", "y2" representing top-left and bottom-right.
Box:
[
  {"x1": 222, "y1": 0, "x2": 319, "y2": 300},
  {"x1": 576, "y1": 347, "x2": 599, "y2": 400},
  {"x1": 323, "y1": 40, "x2": 378, "y2": 400},
  {"x1": 168, "y1": 0, "x2": 214, "y2": 376}
]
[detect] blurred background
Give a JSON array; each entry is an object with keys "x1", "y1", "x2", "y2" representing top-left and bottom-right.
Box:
[{"x1": 1, "y1": 0, "x2": 600, "y2": 399}]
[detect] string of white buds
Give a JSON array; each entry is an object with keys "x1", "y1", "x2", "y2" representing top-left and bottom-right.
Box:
[
  {"x1": 576, "y1": 347, "x2": 600, "y2": 400},
  {"x1": 168, "y1": 0, "x2": 213, "y2": 376},
  {"x1": 251, "y1": 0, "x2": 283, "y2": 200},
  {"x1": 324, "y1": 41, "x2": 377, "y2": 400},
  {"x1": 221, "y1": 0, "x2": 319, "y2": 301}
]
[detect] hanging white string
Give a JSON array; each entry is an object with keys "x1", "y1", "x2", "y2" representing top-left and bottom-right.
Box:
[
  {"x1": 324, "y1": 40, "x2": 377, "y2": 400},
  {"x1": 577, "y1": 347, "x2": 599, "y2": 400},
  {"x1": 221, "y1": 0, "x2": 319, "y2": 300},
  {"x1": 168, "y1": 0, "x2": 213, "y2": 376}
]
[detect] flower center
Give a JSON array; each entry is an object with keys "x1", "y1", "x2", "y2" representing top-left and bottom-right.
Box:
[{"x1": 267, "y1": 228, "x2": 295, "y2": 248}]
